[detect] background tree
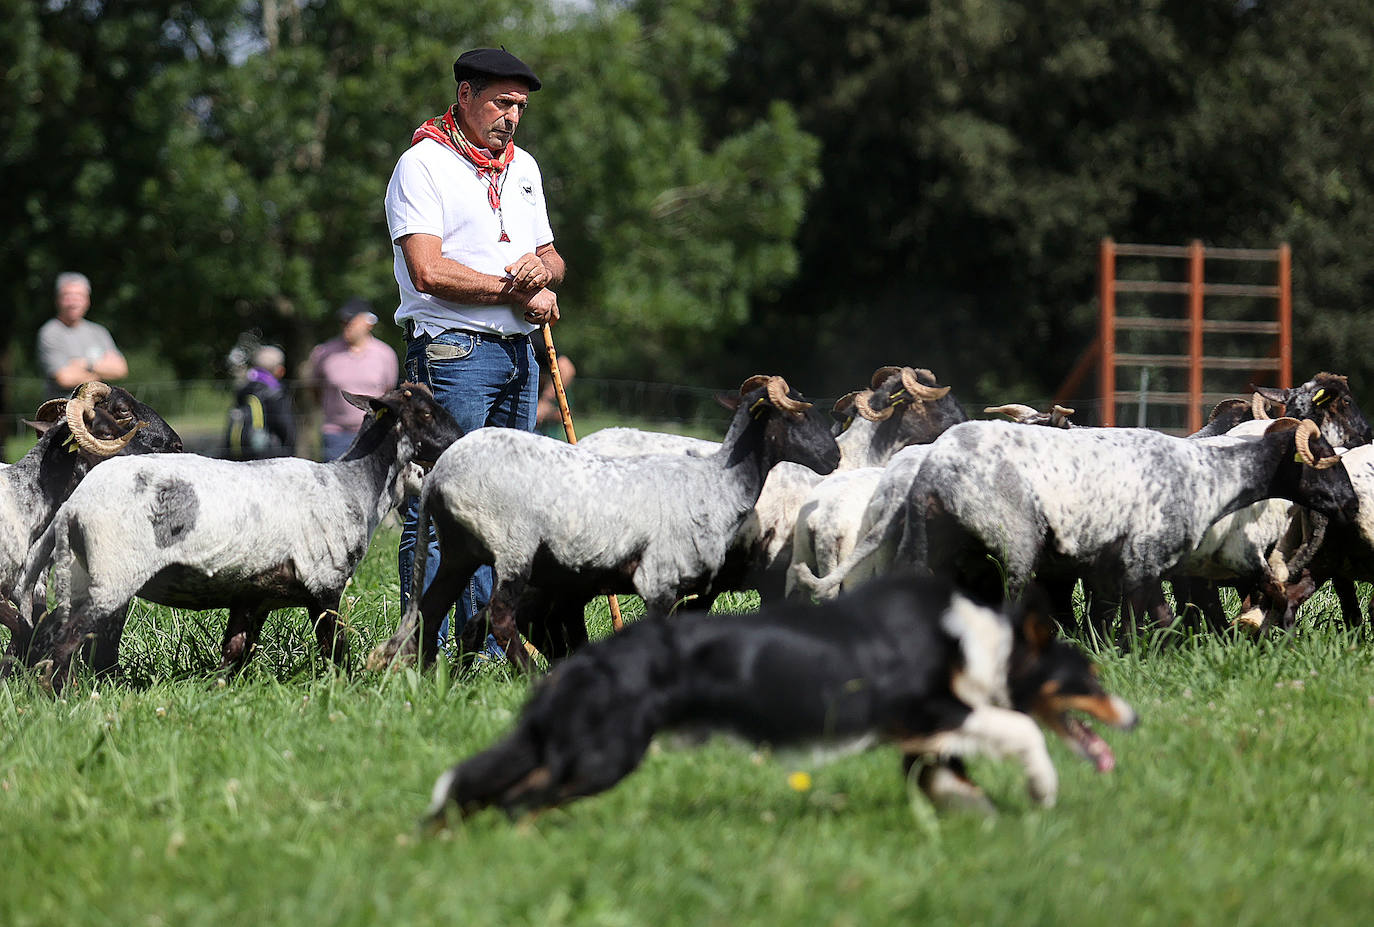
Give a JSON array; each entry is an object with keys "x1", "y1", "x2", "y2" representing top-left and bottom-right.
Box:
[
  {"x1": 1, "y1": 0, "x2": 820, "y2": 415},
  {"x1": 715, "y1": 0, "x2": 1371, "y2": 407},
  {"x1": 0, "y1": 0, "x2": 240, "y2": 411},
  {"x1": 6, "y1": 0, "x2": 1374, "y2": 429}
]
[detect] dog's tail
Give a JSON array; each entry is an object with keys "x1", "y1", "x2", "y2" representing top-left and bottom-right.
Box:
[
  {"x1": 425, "y1": 727, "x2": 544, "y2": 824},
  {"x1": 425, "y1": 629, "x2": 670, "y2": 824}
]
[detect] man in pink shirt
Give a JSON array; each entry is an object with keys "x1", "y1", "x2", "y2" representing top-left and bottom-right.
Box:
[{"x1": 308, "y1": 298, "x2": 400, "y2": 460}]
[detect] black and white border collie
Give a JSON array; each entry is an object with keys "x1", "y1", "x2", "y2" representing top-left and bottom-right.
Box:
[{"x1": 426, "y1": 574, "x2": 1136, "y2": 822}]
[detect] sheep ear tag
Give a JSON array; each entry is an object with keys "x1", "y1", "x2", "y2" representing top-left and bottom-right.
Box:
[
  {"x1": 749, "y1": 397, "x2": 769, "y2": 419},
  {"x1": 1314, "y1": 389, "x2": 1330, "y2": 406},
  {"x1": 373, "y1": 407, "x2": 389, "y2": 421}
]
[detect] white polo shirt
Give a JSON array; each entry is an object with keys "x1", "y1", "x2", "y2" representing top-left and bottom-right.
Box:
[{"x1": 385, "y1": 137, "x2": 554, "y2": 338}]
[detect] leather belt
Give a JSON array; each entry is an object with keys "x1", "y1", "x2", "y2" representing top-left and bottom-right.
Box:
[{"x1": 405, "y1": 320, "x2": 529, "y2": 343}]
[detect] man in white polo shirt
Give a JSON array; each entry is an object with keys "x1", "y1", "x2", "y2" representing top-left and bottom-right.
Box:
[{"x1": 385, "y1": 47, "x2": 565, "y2": 661}]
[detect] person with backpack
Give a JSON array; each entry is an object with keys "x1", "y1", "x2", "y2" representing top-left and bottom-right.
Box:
[{"x1": 225, "y1": 345, "x2": 297, "y2": 460}]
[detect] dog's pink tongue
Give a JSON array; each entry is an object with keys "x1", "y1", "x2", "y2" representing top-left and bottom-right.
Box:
[{"x1": 1087, "y1": 733, "x2": 1115, "y2": 773}]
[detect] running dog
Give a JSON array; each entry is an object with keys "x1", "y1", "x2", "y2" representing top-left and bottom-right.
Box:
[{"x1": 426, "y1": 574, "x2": 1136, "y2": 822}]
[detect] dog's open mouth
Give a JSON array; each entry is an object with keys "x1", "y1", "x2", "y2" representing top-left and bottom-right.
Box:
[
  {"x1": 1041, "y1": 694, "x2": 1136, "y2": 774},
  {"x1": 1060, "y1": 714, "x2": 1115, "y2": 773}
]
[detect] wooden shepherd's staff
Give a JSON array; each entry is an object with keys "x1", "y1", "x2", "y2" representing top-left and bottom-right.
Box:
[{"x1": 540, "y1": 323, "x2": 626, "y2": 631}]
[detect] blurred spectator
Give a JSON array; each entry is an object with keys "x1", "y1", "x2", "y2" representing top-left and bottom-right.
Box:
[
  {"x1": 536, "y1": 354, "x2": 577, "y2": 439},
  {"x1": 37, "y1": 272, "x2": 128, "y2": 398},
  {"x1": 307, "y1": 298, "x2": 400, "y2": 461},
  {"x1": 224, "y1": 345, "x2": 296, "y2": 460}
]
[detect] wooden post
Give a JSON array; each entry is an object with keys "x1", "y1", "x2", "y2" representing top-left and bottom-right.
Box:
[
  {"x1": 1187, "y1": 239, "x2": 1206, "y2": 433},
  {"x1": 1099, "y1": 238, "x2": 1117, "y2": 426}
]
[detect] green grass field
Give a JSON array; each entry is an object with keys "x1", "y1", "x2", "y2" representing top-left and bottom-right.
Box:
[{"x1": 5, "y1": 530, "x2": 1374, "y2": 926}]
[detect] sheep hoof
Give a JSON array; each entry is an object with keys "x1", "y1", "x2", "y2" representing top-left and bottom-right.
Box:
[
  {"x1": 1234, "y1": 607, "x2": 1266, "y2": 636},
  {"x1": 33, "y1": 659, "x2": 56, "y2": 693},
  {"x1": 365, "y1": 645, "x2": 416, "y2": 672}
]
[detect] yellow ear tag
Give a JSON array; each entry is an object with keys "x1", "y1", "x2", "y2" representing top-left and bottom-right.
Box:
[
  {"x1": 1314, "y1": 389, "x2": 1329, "y2": 405},
  {"x1": 374, "y1": 407, "x2": 389, "y2": 420},
  {"x1": 1294, "y1": 452, "x2": 1305, "y2": 464},
  {"x1": 63, "y1": 434, "x2": 80, "y2": 454},
  {"x1": 749, "y1": 397, "x2": 768, "y2": 419}
]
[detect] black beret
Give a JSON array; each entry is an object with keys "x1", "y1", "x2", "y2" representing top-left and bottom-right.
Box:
[{"x1": 453, "y1": 47, "x2": 541, "y2": 92}]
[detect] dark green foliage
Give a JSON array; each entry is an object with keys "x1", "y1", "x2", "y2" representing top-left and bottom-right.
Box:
[
  {"x1": 4, "y1": 0, "x2": 1374, "y2": 417},
  {"x1": 720, "y1": 0, "x2": 1374, "y2": 402}
]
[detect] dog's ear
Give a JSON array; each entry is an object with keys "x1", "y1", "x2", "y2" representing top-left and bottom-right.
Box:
[{"x1": 1017, "y1": 584, "x2": 1056, "y2": 652}]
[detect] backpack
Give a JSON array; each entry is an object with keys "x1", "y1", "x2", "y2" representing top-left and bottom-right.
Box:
[{"x1": 225, "y1": 392, "x2": 272, "y2": 460}]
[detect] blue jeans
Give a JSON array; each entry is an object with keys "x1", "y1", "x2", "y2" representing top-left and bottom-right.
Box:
[{"x1": 398, "y1": 328, "x2": 538, "y2": 651}]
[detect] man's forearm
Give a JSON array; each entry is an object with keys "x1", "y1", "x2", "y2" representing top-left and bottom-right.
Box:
[
  {"x1": 400, "y1": 233, "x2": 526, "y2": 305},
  {"x1": 536, "y1": 245, "x2": 566, "y2": 290},
  {"x1": 410, "y1": 255, "x2": 526, "y2": 305},
  {"x1": 92, "y1": 351, "x2": 127, "y2": 380}
]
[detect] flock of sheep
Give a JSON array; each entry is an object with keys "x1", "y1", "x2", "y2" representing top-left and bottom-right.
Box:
[{"x1": 1, "y1": 366, "x2": 1371, "y2": 693}]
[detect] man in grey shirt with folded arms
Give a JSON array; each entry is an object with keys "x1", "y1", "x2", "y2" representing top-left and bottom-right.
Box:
[{"x1": 37, "y1": 271, "x2": 128, "y2": 398}]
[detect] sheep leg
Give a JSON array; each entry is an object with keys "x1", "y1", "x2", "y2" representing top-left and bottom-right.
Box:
[
  {"x1": 1175, "y1": 577, "x2": 1232, "y2": 633},
  {"x1": 36, "y1": 604, "x2": 106, "y2": 693},
  {"x1": 0, "y1": 599, "x2": 30, "y2": 674},
  {"x1": 1331, "y1": 577, "x2": 1364, "y2": 627},
  {"x1": 516, "y1": 589, "x2": 589, "y2": 662},
  {"x1": 1037, "y1": 575, "x2": 1080, "y2": 630},
  {"x1": 641, "y1": 594, "x2": 679, "y2": 622},
  {"x1": 80, "y1": 602, "x2": 130, "y2": 679},
  {"x1": 1129, "y1": 583, "x2": 1175, "y2": 631},
  {"x1": 1260, "y1": 569, "x2": 1318, "y2": 631},
  {"x1": 553, "y1": 596, "x2": 591, "y2": 658},
  {"x1": 220, "y1": 606, "x2": 267, "y2": 675},
  {"x1": 312, "y1": 598, "x2": 349, "y2": 665},
  {"x1": 486, "y1": 580, "x2": 533, "y2": 672},
  {"x1": 0, "y1": 597, "x2": 21, "y2": 637}
]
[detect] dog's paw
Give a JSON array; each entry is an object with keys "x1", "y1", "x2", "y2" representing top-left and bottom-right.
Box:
[
  {"x1": 1025, "y1": 759, "x2": 1059, "y2": 808},
  {"x1": 918, "y1": 765, "x2": 997, "y2": 816}
]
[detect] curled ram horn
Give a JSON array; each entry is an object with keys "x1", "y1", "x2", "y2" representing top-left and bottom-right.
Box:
[
  {"x1": 34, "y1": 398, "x2": 68, "y2": 423},
  {"x1": 832, "y1": 391, "x2": 860, "y2": 415},
  {"x1": 23, "y1": 397, "x2": 69, "y2": 435},
  {"x1": 740, "y1": 374, "x2": 771, "y2": 395},
  {"x1": 984, "y1": 403, "x2": 1040, "y2": 423},
  {"x1": 1294, "y1": 419, "x2": 1342, "y2": 470},
  {"x1": 1251, "y1": 392, "x2": 1271, "y2": 421},
  {"x1": 854, "y1": 389, "x2": 895, "y2": 421},
  {"x1": 1207, "y1": 398, "x2": 1248, "y2": 423},
  {"x1": 870, "y1": 366, "x2": 903, "y2": 390},
  {"x1": 899, "y1": 367, "x2": 951, "y2": 401},
  {"x1": 765, "y1": 376, "x2": 812, "y2": 413},
  {"x1": 65, "y1": 381, "x2": 141, "y2": 457},
  {"x1": 1049, "y1": 405, "x2": 1076, "y2": 427}
]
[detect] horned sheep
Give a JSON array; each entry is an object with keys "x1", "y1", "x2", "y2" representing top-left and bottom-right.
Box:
[
  {"x1": 891, "y1": 418, "x2": 1357, "y2": 628},
  {"x1": 18, "y1": 385, "x2": 462, "y2": 690},
  {"x1": 367, "y1": 376, "x2": 842, "y2": 671},
  {"x1": 1, "y1": 382, "x2": 182, "y2": 658}
]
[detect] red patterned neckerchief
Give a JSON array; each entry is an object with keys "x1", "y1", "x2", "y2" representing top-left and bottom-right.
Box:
[{"x1": 412, "y1": 105, "x2": 516, "y2": 215}]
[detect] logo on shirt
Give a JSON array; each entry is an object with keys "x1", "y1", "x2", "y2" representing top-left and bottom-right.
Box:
[{"x1": 520, "y1": 178, "x2": 536, "y2": 205}]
